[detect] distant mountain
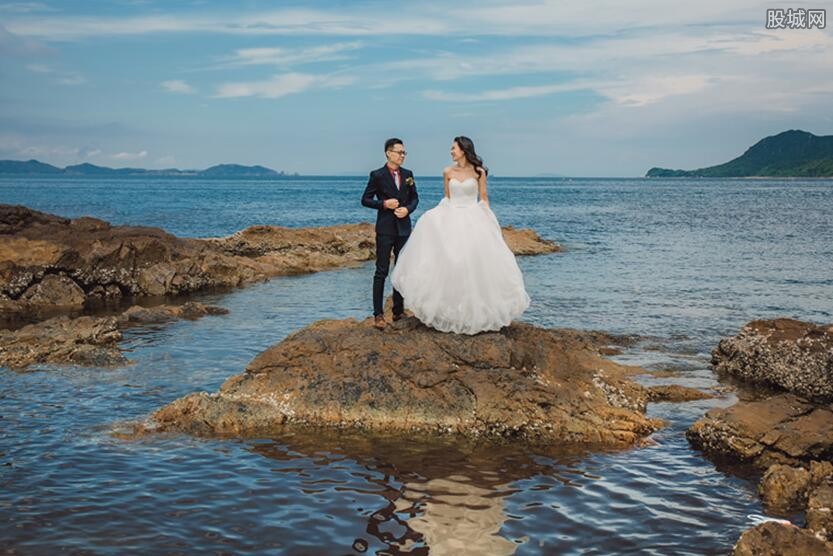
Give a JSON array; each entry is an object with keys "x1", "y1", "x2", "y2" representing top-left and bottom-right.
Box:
[
  {"x1": 199, "y1": 164, "x2": 281, "y2": 177},
  {"x1": 64, "y1": 163, "x2": 146, "y2": 176},
  {"x1": 0, "y1": 159, "x2": 63, "y2": 174},
  {"x1": 0, "y1": 159, "x2": 288, "y2": 178},
  {"x1": 646, "y1": 130, "x2": 833, "y2": 177}
]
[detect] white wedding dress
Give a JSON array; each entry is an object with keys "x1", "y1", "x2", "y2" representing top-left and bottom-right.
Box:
[{"x1": 391, "y1": 177, "x2": 530, "y2": 335}]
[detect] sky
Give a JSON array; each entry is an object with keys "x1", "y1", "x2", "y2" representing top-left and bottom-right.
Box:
[{"x1": 0, "y1": 1, "x2": 831, "y2": 177}]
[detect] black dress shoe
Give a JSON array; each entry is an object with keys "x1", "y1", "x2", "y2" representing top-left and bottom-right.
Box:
[{"x1": 374, "y1": 315, "x2": 387, "y2": 329}]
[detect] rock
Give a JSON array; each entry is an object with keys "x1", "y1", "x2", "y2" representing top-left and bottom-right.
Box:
[
  {"x1": 646, "y1": 384, "x2": 714, "y2": 402},
  {"x1": 0, "y1": 315, "x2": 125, "y2": 369},
  {"x1": 808, "y1": 481, "x2": 833, "y2": 541},
  {"x1": 0, "y1": 301, "x2": 227, "y2": 369},
  {"x1": 705, "y1": 320, "x2": 833, "y2": 554},
  {"x1": 205, "y1": 224, "x2": 377, "y2": 273},
  {"x1": 20, "y1": 274, "x2": 86, "y2": 310},
  {"x1": 812, "y1": 461, "x2": 833, "y2": 483},
  {"x1": 690, "y1": 321, "x2": 833, "y2": 467},
  {"x1": 119, "y1": 301, "x2": 229, "y2": 324},
  {"x1": 207, "y1": 223, "x2": 560, "y2": 274},
  {"x1": 759, "y1": 464, "x2": 811, "y2": 514},
  {"x1": 0, "y1": 204, "x2": 269, "y2": 321},
  {"x1": 499, "y1": 226, "x2": 561, "y2": 255},
  {"x1": 732, "y1": 522, "x2": 833, "y2": 555},
  {"x1": 733, "y1": 461, "x2": 833, "y2": 553},
  {"x1": 712, "y1": 318, "x2": 833, "y2": 402},
  {"x1": 141, "y1": 317, "x2": 663, "y2": 446},
  {"x1": 686, "y1": 393, "x2": 833, "y2": 467},
  {"x1": 1, "y1": 205, "x2": 559, "y2": 323}
]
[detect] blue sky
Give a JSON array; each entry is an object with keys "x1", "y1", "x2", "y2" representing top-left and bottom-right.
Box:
[{"x1": 1, "y1": 1, "x2": 831, "y2": 176}]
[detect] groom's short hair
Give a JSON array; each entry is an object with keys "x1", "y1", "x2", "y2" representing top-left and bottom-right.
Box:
[{"x1": 384, "y1": 138, "x2": 403, "y2": 152}]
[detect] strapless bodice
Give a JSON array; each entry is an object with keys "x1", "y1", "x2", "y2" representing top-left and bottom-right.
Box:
[{"x1": 448, "y1": 177, "x2": 479, "y2": 207}]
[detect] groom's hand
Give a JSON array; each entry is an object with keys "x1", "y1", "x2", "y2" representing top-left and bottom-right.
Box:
[
  {"x1": 384, "y1": 199, "x2": 399, "y2": 209},
  {"x1": 394, "y1": 207, "x2": 409, "y2": 218}
]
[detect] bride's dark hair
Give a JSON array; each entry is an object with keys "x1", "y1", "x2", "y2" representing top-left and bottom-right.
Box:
[{"x1": 454, "y1": 136, "x2": 488, "y2": 178}]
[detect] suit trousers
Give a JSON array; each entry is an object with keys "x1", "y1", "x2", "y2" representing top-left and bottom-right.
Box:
[{"x1": 373, "y1": 233, "x2": 408, "y2": 316}]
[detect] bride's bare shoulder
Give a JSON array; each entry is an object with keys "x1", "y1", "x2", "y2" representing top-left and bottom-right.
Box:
[{"x1": 442, "y1": 166, "x2": 454, "y2": 177}]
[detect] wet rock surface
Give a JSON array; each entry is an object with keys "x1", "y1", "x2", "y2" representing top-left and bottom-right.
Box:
[
  {"x1": 0, "y1": 301, "x2": 227, "y2": 369},
  {"x1": 0, "y1": 205, "x2": 267, "y2": 321},
  {"x1": 732, "y1": 521, "x2": 833, "y2": 555},
  {"x1": 691, "y1": 318, "x2": 833, "y2": 553},
  {"x1": 0, "y1": 205, "x2": 559, "y2": 323},
  {"x1": 687, "y1": 392, "x2": 833, "y2": 468},
  {"x1": 141, "y1": 317, "x2": 664, "y2": 446},
  {"x1": 689, "y1": 319, "x2": 833, "y2": 467},
  {"x1": 645, "y1": 384, "x2": 714, "y2": 403},
  {"x1": 712, "y1": 318, "x2": 833, "y2": 402}
]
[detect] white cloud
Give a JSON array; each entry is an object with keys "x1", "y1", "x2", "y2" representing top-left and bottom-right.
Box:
[
  {"x1": 57, "y1": 73, "x2": 85, "y2": 85},
  {"x1": 111, "y1": 150, "x2": 148, "y2": 160},
  {"x1": 0, "y1": 1, "x2": 773, "y2": 40},
  {"x1": 161, "y1": 79, "x2": 196, "y2": 93},
  {"x1": 2, "y1": 9, "x2": 446, "y2": 40},
  {"x1": 601, "y1": 75, "x2": 715, "y2": 107},
  {"x1": 214, "y1": 72, "x2": 354, "y2": 99},
  {"x1": 0, "y1": 2, "x2": 54, "y2": 13},
  {"x1": 424, "y1": 81, "x2": 597, "y2": 102},
  {"x1": 25, "y1": 63, "x2": 85, "y2": 85},
  {"x1": 155, "y1": 155, "x2": 176, "y2": 165},
  {"x1": 0, "y1": 23, "x2": 48, "y2": 54},
  {"x1": 218, "y1": 41, "x2": 363, "y2": 68},
  {"x1": 424, "y1": 74, "x2": 715, "y2": 106}
]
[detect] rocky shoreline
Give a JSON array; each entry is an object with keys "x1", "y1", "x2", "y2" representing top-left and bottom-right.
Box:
[
  {"x1": 683, "y1": 318, "x2": 833, "y2": 554},
  {"x1": 0, "y1": 204, "x2": 559, "y2": 325}
]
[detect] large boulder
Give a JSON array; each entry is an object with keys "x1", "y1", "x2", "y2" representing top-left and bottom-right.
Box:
[
  {"x1": 0, "y1": 205, "x2": 269, "y2": 321},
  {"x1": 732, "y1": 521, "x2": 833, "y2": 555},
  {"x1": 686, "y1": 393, "x2": 833, "y2": 468},
  {"x1": 689, "y1": 319, "x2": 833, "y2": 467},
  {"x1": 757, "y1": 461, "x2": 833, "y2": 514},
  {"x1": 731, "y1": 461, "x2": 833, "y2": 553},
  {"x1": 142, "y1": 317, "x2": 664, "y2": 446},
  {"x1": 712, "y1": 318, "x2": 833, "y2": 402}
]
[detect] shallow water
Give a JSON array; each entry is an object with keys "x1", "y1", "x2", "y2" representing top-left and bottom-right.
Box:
[{"x1": 1, "y1": 176, "x2": 831, "y2": 553}]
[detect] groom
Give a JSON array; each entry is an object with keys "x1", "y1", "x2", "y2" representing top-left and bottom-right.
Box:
[{"x1": 361, "y1": 138, "x2": 419, "y2": 329}]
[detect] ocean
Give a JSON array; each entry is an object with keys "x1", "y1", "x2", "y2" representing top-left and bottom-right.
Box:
[{"x1": 1, "y1": 175, "x2": 831, "y2": 554}]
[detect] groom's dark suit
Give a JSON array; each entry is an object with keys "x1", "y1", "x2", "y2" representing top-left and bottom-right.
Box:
[{"x1": 361, "y1": 165, "x2": 419, "y2": 317}]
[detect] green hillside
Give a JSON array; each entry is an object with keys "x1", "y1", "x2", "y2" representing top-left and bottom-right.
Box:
[{"x1": 646, "y1": 130, "x2": 833, "y2": 177}]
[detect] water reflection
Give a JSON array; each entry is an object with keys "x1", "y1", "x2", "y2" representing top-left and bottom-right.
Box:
[
  {"x1": 248, "y1": 426, "x2": 604, "y2": 554},
  {"x1": 400, "y1": 475, "x2": 516, "y2": 555}
]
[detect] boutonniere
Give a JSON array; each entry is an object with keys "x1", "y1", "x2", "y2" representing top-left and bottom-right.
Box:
[{"x1": 405, "y1": 176, "x2": 415, "y2": 187}]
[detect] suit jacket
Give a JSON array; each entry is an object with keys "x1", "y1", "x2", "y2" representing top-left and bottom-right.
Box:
[{"x1": 361, "y1": 165, "x2": 419, "y2": 236}]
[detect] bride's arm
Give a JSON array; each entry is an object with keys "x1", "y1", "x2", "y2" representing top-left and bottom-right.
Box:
[{"x1": 477, "y1": 168, "x2": 489, "y2": 207}]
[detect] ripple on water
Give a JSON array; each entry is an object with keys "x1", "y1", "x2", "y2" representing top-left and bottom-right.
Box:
[{"x1": 3, "y1": 177, "x2": 832, "y2": 553}]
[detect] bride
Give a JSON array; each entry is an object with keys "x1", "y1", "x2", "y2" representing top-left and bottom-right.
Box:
[{"x1": 391, "y1": 136, "x2": 530, "y2": 335}]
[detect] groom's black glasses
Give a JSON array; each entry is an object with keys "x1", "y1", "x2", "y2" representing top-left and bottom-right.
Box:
[{"x1": 388, "y1": 150, "x2": 407, "y2": 156}]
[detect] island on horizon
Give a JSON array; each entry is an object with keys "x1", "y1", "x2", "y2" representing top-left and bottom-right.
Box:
[
  {"x1": 646, "y1": 129, "x2": 833, "y2": 178},
  {"x1": 0, "y1": 160, "x2": 298, "y2": 179}
]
